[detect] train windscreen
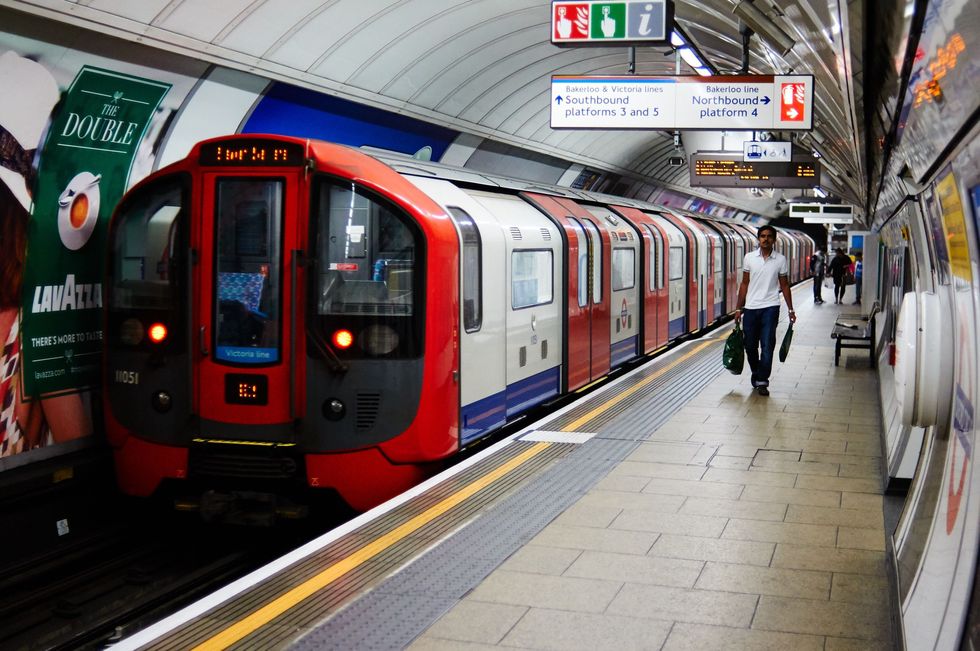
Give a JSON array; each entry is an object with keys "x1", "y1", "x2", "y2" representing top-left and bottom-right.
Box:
[
  {"x1": 311, "y1": 179, "x2": 423, "y2": 358},
  {"x1": 108, "y1": 176, "x2": 186, "y2": 316}
]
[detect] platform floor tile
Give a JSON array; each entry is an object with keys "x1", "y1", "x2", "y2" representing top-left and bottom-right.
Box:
[{"x1": 408, "y1": 283, "x2": 892, "y2": 650}]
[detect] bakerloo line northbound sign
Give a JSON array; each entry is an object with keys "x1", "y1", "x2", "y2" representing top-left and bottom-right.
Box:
[{"x1": 551, "y1": 74, "x2": 814, "y2": 131}]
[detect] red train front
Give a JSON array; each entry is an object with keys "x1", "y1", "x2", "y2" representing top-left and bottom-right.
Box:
[{"x1": 104, "y1": 135, "x2": 460, "y2": 516}]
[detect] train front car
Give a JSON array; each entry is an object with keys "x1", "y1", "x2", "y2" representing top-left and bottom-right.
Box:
[{"x1": 104, "y1": 135, "x2": 460, "y2": 518}]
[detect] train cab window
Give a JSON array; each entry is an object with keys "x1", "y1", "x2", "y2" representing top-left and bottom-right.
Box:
[
  {"x1": 311, "y1": 180, "x2": 422, "y2": 358},
  {"x1": 612, "y1": 248, "x2": 635, "y2": 290},
  {"x1": 447, "y1": 207, "x2": 482, "y2": 332},
  {"x1": 567, "y1": 219, "x2": 588, "y2": 307},
  {"x1": 214, "y1": 179, "x2": 283, "y2": 364},
  {"x1": 669, "y1": 246, "x2": 684, "y2": 280},
  {"x1": 109, "y1": 176, "x2": 186, "y2": 313},
  {"x1": 512, "y1": 250, "x2": 553, "y2": 309}
]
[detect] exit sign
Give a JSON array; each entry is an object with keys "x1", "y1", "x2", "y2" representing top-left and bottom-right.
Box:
[{"x1": 551, "y1": 1, "x2": 673, "y2": 45}]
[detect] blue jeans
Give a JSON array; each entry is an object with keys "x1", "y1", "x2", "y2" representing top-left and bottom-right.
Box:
[{"x1": 742, "y1": 306, "x2": 779, "y2": 387}]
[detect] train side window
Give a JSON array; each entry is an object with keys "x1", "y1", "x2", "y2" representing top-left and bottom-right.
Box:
[
  {"x1": 583, "y1": 220, "x2": 603, "y2": 303},
  {"x1": 567, "y1": 219, "x2": 588, "y2": 307},
  {"x1": 447, "y1": 207, "x2": 482, "y2": 332},
  {"x1": 512, "y1": 249, "x2": 553, "y2": 309},
  {"x1": 612, "y1": 247, "x2": 635, "y2": 290},
  {"x1": 669, "y1": 246, "x2": 684, "y2": 280},
  {"x1": 644, "y1": 225, "x2": 663, "y2": 291}
]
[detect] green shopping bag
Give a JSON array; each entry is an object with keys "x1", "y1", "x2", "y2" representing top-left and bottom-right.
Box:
[
  {"x1": 723, "y1": 323, "x2": 745, "y2": 374},
  {"x1": 779, "y1": 324, "x2": 794, "y2": 362}
]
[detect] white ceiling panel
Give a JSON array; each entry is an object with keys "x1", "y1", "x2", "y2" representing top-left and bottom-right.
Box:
[{"x1": 6, "y1": 0, "x2": 868, "y2": 215}]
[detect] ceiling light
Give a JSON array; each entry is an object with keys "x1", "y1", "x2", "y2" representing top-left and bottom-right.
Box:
[{"x1": 733, "y1": 1, "x2": 796, "y2": 56}]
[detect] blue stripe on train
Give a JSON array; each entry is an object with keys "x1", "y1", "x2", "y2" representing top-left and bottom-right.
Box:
[
  {"x1": 460, "y1": 366, "x2": 560, "y2": 446},
  {"x1": 668, "y1": 315, "x2": 686, "y2": 339},
  {"x1": 610, "y1": 336, "x2": 638, "y2": 368}
]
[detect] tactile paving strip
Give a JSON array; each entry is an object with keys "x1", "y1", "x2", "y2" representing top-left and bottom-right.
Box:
[{"x1": 291, "y1": 338, "x2": 726, "y2": 650}]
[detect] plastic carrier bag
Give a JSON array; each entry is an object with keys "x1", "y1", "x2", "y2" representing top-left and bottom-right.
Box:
[
  {"x1": 723, "y1": 323, "x2": 745, "y2": 374},
  {"x1": 779, "y1": 324, "x2": 794, "y2": 362}
]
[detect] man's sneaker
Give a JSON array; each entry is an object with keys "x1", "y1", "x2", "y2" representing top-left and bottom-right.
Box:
[{"x1": 756, "y1": 386, "x2": 770, "y2": 396}]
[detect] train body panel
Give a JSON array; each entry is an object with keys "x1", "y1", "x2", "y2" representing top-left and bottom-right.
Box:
[
  {"x1": 105, "y1": 134, "x2": 814, "y2": 514},
  {"x1": 465, "y1": 190, "x2": 563, "y2": 417}
]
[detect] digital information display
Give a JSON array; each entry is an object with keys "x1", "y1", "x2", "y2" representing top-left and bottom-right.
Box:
[
  {"x1": 689, "y1": 154, "x2": 820, "y2": 188},
  {"x1": 199, "y1": 139, "x2": 305, "y2": 167},
  {"x1": 224, "y1": 373, "x2": 269, "y2": 405}
]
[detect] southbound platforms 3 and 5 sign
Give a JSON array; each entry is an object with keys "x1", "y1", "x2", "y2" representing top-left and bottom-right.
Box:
[{"x1": 551, "y1": 75, "x2": 814, "y2": 131}]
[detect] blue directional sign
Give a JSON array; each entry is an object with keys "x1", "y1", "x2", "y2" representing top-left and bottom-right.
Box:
[{"x1": 551, "y1": 74, "x2": 814, "y2": 130}]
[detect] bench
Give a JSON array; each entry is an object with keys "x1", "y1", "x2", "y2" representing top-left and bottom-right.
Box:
[{"x1": 832, "y1": 302, "x2": 879, "y2": 367}]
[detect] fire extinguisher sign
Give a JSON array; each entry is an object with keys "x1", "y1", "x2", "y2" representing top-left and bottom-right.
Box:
[{"x1": 774, "y1": 76, "x2": 815, "y2": 129}]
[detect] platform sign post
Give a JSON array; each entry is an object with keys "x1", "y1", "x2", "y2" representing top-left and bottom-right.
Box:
[
  {"x1": 551, "y1": 1, "x2": 673, "y2": 46},
  {"x1": 551, "y1": 74, "x2": 814, "y2": 131}
]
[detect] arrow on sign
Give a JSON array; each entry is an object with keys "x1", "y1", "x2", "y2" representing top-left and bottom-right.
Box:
[
  {"x1": 786, "y1": 107, "x2": 798, "y2": 119},
  {"x1": 761, "y1": 96, "x2": 771, "y2": 105},
  {"x1": 555, "y1": 95, "x2": 564, "y2": 104}
]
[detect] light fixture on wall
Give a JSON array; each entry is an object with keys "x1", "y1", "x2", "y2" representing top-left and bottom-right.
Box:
[{"x1": 733, "y1": 1, "x2": 796, "y2": 56}]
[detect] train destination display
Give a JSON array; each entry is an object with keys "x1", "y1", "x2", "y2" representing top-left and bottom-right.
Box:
[
  {"x1": 551, "y1": 74, "x2": 814, "y2": 131},
  {"x1": 689, "y1": 154, "x2": 820, "y2": 188}
]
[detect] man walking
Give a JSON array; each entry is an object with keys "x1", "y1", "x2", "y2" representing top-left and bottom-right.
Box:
[
  {"x1": 810, "y1": 250, "x2": 825, "y2": 304},
  {"x1": 735, "y1": 225, "x2": 797, "y2": 396}
]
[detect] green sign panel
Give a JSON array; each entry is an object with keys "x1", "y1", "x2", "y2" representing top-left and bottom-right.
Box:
[{"x1": 20, "y1": 66, "x2": 170, "y2": 396}]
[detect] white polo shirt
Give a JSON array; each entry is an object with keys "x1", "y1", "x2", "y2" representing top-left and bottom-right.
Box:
[{"x1": 742, "y1": 248, "x2": 788, "y2": 309}]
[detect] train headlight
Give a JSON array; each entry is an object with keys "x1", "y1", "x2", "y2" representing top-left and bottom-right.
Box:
[
  {"x1": 148, "y1": 322, "x2": 168, "y2": 344},
  {"x1": 361, "y1": 324, "x2": 399, "y2": 356},
  {"x1": 120, "y1": 318, "x2": 144, "y2": 345},
  {"x1": 332, "y1": 329, "x2": 354, "y2": 349}
]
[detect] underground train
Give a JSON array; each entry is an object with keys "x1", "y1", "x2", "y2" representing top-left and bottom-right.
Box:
[{"x1": 103, "y1": 133, "x2": 813, "y2": 515}]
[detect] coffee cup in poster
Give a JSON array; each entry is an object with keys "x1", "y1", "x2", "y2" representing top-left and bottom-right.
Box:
[{"x1": 57, "y1": 171, "x2": 100, "y2": 250}]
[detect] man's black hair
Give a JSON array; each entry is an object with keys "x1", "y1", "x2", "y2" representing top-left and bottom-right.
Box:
[{"x1": 757, "y1": 224, "x2": 777, "y2": 238}]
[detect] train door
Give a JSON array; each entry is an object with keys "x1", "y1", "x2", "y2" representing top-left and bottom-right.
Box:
[
  {"x1": 581, "y1": 217, "x2": 613, "y2": 372},
  {"x1": 395, "y1": 175, "x2": 504, "y2": 446},
  {"x1": 703, "y1": 220, "x2": 738, "y2": 315},
  {"x1": 662, "y1": 212, "x2": 704, "y2": 331},
  {"x1": 584, "y1": 206, "x2": 641, "y2": 368},
  {"x1": 651, "y1": 214, "x2": 688, "y2": 338},
  {"x1": 196, "y1": 172, "x2": 301, "y2": 439},
  {"x1": 466, "y1": 190, "x2": 562, "y2": 417},
  {"x1": 607, "y1": 205, "x2": 668, "y2": 354},
  {"x1": 520, "y1": 193, "x2": 597, "y2": 391}
]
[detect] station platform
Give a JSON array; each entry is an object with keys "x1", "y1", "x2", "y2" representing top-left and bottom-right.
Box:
[{"x1": 114, "y1": 281, "x2": 893, "y2": 651}]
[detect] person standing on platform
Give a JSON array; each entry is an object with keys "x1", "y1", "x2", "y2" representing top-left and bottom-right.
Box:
[
  {"x1": 810, "y1": 250, "x2": 826, "y2": 304},
  {"x1": 734, "y1": 225, "x2": 797, "y2": 397},
  {"x1": 853, "y1": 252, "x2": 863, "y2": 304},
  {"x1": 828, "y1": 248, "x2": 851, "y2": 304}
]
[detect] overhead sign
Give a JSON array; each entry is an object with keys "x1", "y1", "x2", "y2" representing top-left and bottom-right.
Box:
[
  {"x1": 551, "y1": 1, "x2": 673, "y2": 45},
  {"x1": 790, "y1": 203, "x2": 855, "y2": 223},
  {"x1": 744, "y1": 140, "x2": 792, "y2": 161},
  {"x1": 689, "y1": 153, "x2": 820, "y2": 188},
  {"x1": 551, "y1": 75, "x2": 814, "y2": 130}
]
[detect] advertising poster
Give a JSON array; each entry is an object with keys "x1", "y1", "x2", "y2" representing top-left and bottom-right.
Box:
[
  {"x1": 19, "y1": 67, "x2": 171, "y2": 396},
  {"x1": 0, "y1": 38, "x2": 188, "y2": 463}
]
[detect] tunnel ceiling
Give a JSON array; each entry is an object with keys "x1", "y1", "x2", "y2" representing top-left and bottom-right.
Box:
[{"x1": 5, "y1": 0, "x2": 866, "y2": 222}]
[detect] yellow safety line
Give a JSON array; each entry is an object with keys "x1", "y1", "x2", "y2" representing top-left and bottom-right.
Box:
[
  {"x1": 561, "y1": 334, "x2": 725, "y2": 432},
  {"x1": 193, "y1": 441, "x2": 552, "y2": 651}
]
